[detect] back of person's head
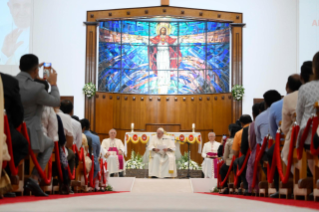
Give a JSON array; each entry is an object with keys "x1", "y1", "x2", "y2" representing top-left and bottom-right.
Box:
[
  {"x1": 34, "y1": 79, "x2": 49, "y2": 92},
  {"x1": 60, "y1": 100, "x2": 73, "y2": 114},
  {"x1": 72, "y1": 115, "x2": 80, "y2": 122},
  {"x1": 20, "y1": 54, "x2": 39, "y2": 72},
  {"x1": 300, "y1": 61, "x2": 313, "y2": 84},
  {"x1": 252, "y1": 103, "x2": 260, "y2": 119},
  {"x1": 263, "y1": 90, "x2": 281, "y2": 108},
  {"x1": 80, "y1": 119, "x2": 90, "y2": 130},
  {"x1": 313, "y1": 52, "x2": 319, "y2": 80},
  {"x1": 287, "y1": 74, "x2": 302, "y2": 92},
  {"x1": 239, "y1": 114, "x2": 252, "y2": 125},
  {"x1": 229, "y1": 123, "x2": 241, "y2": 138},
  {"x1": 259, "y1": 101, "x2": 265, "y2": 113},
  {"x1": 235, "y1": 119, "x2": 241, "y2": 128}
]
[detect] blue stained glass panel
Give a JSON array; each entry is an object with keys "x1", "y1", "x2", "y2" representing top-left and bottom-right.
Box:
[
  {"x1": 122, "y1": 45, "x2": 149, "y2": 69},
  {"x1": 99, "y1": 43, "x2": 122, "y2": 68},
  {"x1": 98, "y1": 69, "x2": 121, "y2": 92},
  {"x1": 206, "y1": 44, "x2": 230, "y2": 70},
  {"x1": 178, "y1": 70, "x2": 205, "y2": 94},
  {"x1": 207, "y1": 70, "x2": 229, "y2": 93},
  {"x1": 179, "y1": 46, "x2": 206, "y2": 70},
  {"x1": 120, "y1": 69, "x2": 149, "y2": 93},
  {"x1": 122, "y1": 21, "x2": 149, "y2": 45},
  {"x1": 179, "y1": 22, "x2": 206, "y2": 45},
  {"x1": 98, "y1": 20, "x2": 230, "y2": 94}
]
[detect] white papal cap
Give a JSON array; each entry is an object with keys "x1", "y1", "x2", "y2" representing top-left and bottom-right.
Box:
[{"x1": 157, "y1": 128, "x2": 165, "y2": 133}]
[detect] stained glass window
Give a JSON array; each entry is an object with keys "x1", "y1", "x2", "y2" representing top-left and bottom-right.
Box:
[{"x1": 98, "y1": 19, "x2": 230, "y2": 94}]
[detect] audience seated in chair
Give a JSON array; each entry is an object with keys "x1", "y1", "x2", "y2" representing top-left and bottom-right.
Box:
[
  {"x1": 267, "y1": 75, "x2": 302, "y2": 198},
  {"x1": 281, "y1": 61, "x2": 313, "y2": 165},
  {"x1": 219, "y1": 123, "x2": 241, "y2": 194},
  {"x1": 296, "y1": 51, "x2": 319, "y2": 174},
  {"x1": 255, "y1": 90, "x2": 281, "y2": 177},
  {"x1": 80, "y1": 118, "x2": 101, "y2": 190},
  {"x1": 246, "y1": 103, "x2": 261, "y2": 195},
  {"x1": 0, "y1": 72, "x2": 28, "y2": 197},
  {"x1": 232, "y1": 115, "x2": 252, "y2": 194},
  {"x1": 16, "y1": 54, "x2": 60, "y2": 196}
]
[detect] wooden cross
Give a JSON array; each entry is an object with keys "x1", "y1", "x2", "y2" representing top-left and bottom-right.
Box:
[{"x1": 161, "y1": 0, "x2": 169, "y2": 6}]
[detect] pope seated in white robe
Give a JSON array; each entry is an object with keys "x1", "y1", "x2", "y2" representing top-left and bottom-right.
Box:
[
  {"x1": 201, "y1": 132, "x2": 221, "y2": 178},
  {"x1": 148, "y1": 128, "x2": 177, "y2": 178},
  {"x1": 101, "y1": 129, "x2": 125, "y2": 177}
]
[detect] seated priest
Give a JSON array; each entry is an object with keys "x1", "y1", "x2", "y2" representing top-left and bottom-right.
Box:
[
  {"x1": 101, "y1": 129, "x2": 125, "y2": 177},
  {"x1": 201, "y1": 132, "x2": 220, "y2": 178},
  {"x1": 148, "y1": 128, "x2": 177, "y2": 178}
]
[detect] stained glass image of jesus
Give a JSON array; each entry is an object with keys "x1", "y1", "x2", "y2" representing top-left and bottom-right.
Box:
[
  {"x1": 98, "y1": 20, "x2": 230, "y2": 94},
  {"x1": 137, "y1": 23, "x2": 188, "y2": 94}
]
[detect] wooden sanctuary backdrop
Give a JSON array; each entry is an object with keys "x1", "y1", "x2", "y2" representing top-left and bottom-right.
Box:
[{"x1": 83, "y1": 1, "x2": 245, "y2": 164}]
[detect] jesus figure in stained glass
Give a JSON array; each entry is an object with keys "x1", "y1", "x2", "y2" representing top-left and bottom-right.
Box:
[{"x1": 137, "y1": 22, "x2": 187, "y2": 94}]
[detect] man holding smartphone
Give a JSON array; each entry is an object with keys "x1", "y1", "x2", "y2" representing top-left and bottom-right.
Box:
[{"x1": 16, "y1": 54, "x2": 60, "y2": 196}]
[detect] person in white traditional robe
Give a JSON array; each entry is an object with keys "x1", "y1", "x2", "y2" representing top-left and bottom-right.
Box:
[
  {"x1": 201, "y1": 132, "x2": 221, "y2": 178},
  {"x1": 101, "y1": 129, "x2": 125, "y2": 177},
  {"x1": 148, "y1": 128, "x2": 177, "y2": 178}
]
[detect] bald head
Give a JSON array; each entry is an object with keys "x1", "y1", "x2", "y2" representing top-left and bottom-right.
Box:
[
  {"x1": 286, "y1": 74, "x2": 302, "y2": 94},
  {"x1": 109, "y1": 129, "x2": 117, "y2": 139},
  {"x1": 208, "y1": 132, "x2": 216, "y2": 142}
]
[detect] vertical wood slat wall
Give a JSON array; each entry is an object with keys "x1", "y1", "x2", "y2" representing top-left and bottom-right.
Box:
[{"x1": 94, "y1": 92, "x2": 232, "y2": 164}]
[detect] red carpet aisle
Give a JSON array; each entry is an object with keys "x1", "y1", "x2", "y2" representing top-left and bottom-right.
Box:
[
  {"x1": 0, "y1": 192, "x2": 125, "y2": 205},
  {"x1": 201, "y1": 193, "x2": 319, "y2": 211}
]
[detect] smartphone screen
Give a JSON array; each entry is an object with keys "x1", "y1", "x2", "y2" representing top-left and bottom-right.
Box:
[{"x1": 43, "y1": 63, "x2": 51, "y2": 80}]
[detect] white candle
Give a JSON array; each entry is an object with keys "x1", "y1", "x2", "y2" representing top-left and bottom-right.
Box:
[
  {"x1": 192, "y1": 123, "x2": 195, "y2": 129},
  {"x1": 131, "y1": 123, "x2": 134, "y2": 129}
]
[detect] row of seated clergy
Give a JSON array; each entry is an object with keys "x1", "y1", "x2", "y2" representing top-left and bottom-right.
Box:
[
  {"x1": 201, "y1": 132, "x2": 220, "y2": 179},
  {"x1": 101, "y1": 129, "x2": 125, "y2": 177}
]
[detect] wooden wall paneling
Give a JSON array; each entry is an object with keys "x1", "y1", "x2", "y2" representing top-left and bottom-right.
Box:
[
  {"x1": 84, "y1": 23, "x2": 98, "y2": 130},
  {"x1": 88, "y1": 7, "x2": 242, "y2": 24},
  {"x1": 231, "y1": 24, "x2": 244, "y2": 123},
  {"x1": 95, "y1": 93, "x2": 114, "y2": 134}
]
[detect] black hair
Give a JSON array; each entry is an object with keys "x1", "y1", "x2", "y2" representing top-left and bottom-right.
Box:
[
  {"x1": 259, "y1": 101, "x2": 265, "y2": 112},
  {"x1": 60, "y1": 100, "x2": 73, "y2": 114},
  {"x1": 263, "y1": 90, "x2": 281, "y2": 108},
  {"x1": 252, "y1": 103, "x2": 260, "y2": 118},
  {"x1": 300, "y1": 61, "x2": 313, "y2": 83},
  {"x1": 229, "y1": 124, "x2": 242, "y2": 138},
  {"x1": 80, "y1": 119, "x2": 90, "y2": 130},
  {"x1": 313, "y1": 52, "x2": 319, "y2": 80},
  {"x1": 34, "y1": 79, "x2": 49, "y2": 92},
  {"x1": 239, "y1": 114, "x2": 252, "y2": 125},
  {"x1": 20, "y1": 54, "x2": 39, "y2": 72},
  {"x1": 72, "y1": 115, "x2": 80, "y2": 122},
  {"x1": 287, "y1": 75, "x2": 302, "y2": 92}
]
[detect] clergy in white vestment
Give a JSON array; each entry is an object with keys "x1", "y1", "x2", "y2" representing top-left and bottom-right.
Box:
[
  {"x1": 101, "y1": 129, "x2": 125, "y2": 177},
  {"x1": 201, "y1": 132, "x2": 221, "y2": 178},
  {"x1": 148, "y1": 128, "x2": 177, "y2": 178}
]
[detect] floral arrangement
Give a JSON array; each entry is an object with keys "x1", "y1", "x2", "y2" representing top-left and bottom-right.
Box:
[
  {"x1": 83, "y1": 82, "x2": 96, "y2": 99},
  {"x1": 105, "y1": 185, "x2": 113, "y2": 191},
  {"x1": 231, "y1": 85, "x2": 245, "y2": 101},
  {"x1": 176, "y1": 152, "x2": 201, "y2": 170},
  {"x1": 126, "y1": 151, "x2": 145, "y2": 169}
]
